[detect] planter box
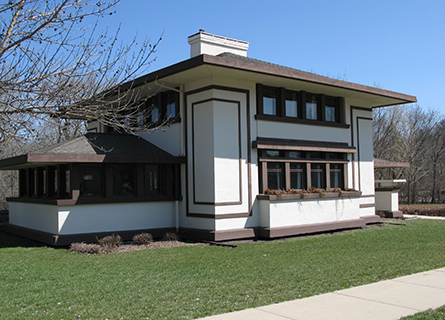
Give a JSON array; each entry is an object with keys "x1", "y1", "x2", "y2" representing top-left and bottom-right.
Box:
[
  {"x1": 257, "y1": 192, "x2": 362, "y2": 230},
  {"x1": 257, "y1": 191, "x2": 361, "y2": 201}
]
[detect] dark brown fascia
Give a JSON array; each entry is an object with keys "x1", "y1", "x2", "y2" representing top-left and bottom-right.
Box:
[
  {"x1": 252, "y1": 137, "x2": 357, "y2": 153},
  {"x1": 0, "y1": 153, "x2": 186, "y2": 170},
  {"x1": 204, "y1": 55, "x2": 417, "y2": 105},
  {"x1": 122, "y1": 54, "x2": 416, "y2": 106}
]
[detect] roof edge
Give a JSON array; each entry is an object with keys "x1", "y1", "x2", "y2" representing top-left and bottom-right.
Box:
[{"x1": 115, "y1": 53, "x2": 416, "y2": 106}]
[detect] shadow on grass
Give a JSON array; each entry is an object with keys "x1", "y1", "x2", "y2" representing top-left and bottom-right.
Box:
[{"x1": 0, "y1": 229, "x2": 46, "y2": 249}]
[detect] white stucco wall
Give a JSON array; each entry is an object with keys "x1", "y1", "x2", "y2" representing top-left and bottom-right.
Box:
[
  {"x1": 258, "y1": 197, "x2": 361, "y2": 228},
  {"x1": 9, "y1": 201, "x2": 176, "y2": 235},
  {"x1": 186, "y1": 87, "x2": 251, "y2": 219},
  {"x1": 8, "y1": 202, "x2": 59, "y2": 234},
  {"x1": 137, "y1": 123, "x2": 182, "y2": 156},
  {"x1": 256, "y1": 121, "x2": 351, "y2": 145},
  {"x1": 375, "y1": 190, "x2": 399, "y2": 212}
]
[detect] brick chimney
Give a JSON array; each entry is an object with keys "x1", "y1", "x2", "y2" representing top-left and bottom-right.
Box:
[{"x1": 187, "y1": 30, "x2": 249, "y2": 58}]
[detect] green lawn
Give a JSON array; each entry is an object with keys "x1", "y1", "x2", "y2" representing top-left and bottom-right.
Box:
[
  {"x1": 1, "y1": 220, "x2": 444, "y2": 320},
  {"x1": 401, "y1": 306, "x2": 445, "y2": 320}
]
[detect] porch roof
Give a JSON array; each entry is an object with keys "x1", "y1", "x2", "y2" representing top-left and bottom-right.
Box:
[
  {"x1": 0, "y1": 133, "x2": 186, "y2": 170},
  {"x1": 374, "y1": 158, "x2": 410, "y2": 168}
]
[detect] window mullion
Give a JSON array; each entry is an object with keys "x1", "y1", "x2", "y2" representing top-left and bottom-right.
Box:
[
  {"x1": 306, "y1": 162, "x2": 312, "y2": 188},
  {"x1": 262, "y1": 162, "x2": 268, "y2": 193},
  {"x1": 320, "y1": 94, "x2": 326, "y2": 122},
  {"x1": 279, "y1": 87, "x2": 285, "y2": 117},
  {"x1": 326, "y1": 163, "x2": 331, "y2": 189},
  {"x1": 301, "y1": 91, "x2": 307, "y2": 119},
  {"x1": 285, "y1": 162, "x2": 291, "y2": 190}
]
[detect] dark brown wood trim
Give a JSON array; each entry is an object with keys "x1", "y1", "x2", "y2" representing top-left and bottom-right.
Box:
[
  {"x1": 256, "y1": 219, "x2": 366, "y2": 239},
  {"x1": 185, "y1": 85, "x2": 252, "y2": 218},
  {"x1": 253, "y1": 137, "x2": 356, "y2": 153},
  {"x1": 356, "y1": 116, "x2": 373, "y2": 191},
  {"x1": 376, "y1": 210, "x2": 403, "y2": 218},
  {"x1": 193, "y1": 201, "x2": 243, "y2": 206},
  {"x1": 186, "y1": 212, "x2": 250, "y2": 219},
  {"x1": 179, "y1": 227, "x2": 255, "y2": 241},
  {"x1": 6, "y1": 194, "x2": 181, "y2": 206},
  {"x1": 255, "y1": 114, "x2": 350, "y2": 128},
  {"x1": 350, "y1": 107, "x2": 373, "y2": 190},
  {"x1": 191, "y1": 98, "x2": 243, "y2": 206},
  {"x1": 359, "y1": 203, "x2": 376, "y2": 208},
  {"x1": 375, "y1": 187, "x2": 401, "y2": 192},
  {"x1": 361, "y1": 215, "x2": 382, "y2": 224},
  {"x1": 5, "y1": 224, "x2": 176, "y2": 246},
  {"x1": 118, "y1": 54, "x2": 415, "y2": 108},
  {"x1": 0, "y1": 154, "x2": 186, "y2": 170}
]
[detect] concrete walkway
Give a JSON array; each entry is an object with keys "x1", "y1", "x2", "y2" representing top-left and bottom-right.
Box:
[
  {"x1": 196, "y1": 268, "x2": 445, "y2": 320},
  {"x1": 404, "y1": 214, "x2": 445, "y2": 221}
]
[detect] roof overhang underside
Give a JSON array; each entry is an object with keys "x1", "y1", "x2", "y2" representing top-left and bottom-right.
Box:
[{"x1": 125, "y1": 54, "x2": 417, "y2": 109}]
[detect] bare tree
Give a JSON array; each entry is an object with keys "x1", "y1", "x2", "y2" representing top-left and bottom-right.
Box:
[
  {"x1": 373, "y1": 105, "x2": 445, "y2": 204},
  {"x1": 0, "y1": 0, "x2": 162, "y2": 150}
]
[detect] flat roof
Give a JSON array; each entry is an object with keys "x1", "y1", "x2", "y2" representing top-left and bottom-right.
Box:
[{"x1": 118, "y1": 52, "x2": 416, "y2": 108}]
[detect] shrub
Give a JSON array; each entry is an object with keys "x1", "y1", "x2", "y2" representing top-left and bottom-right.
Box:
[
  {"x1": 162, "y1": 232, "x2": 179, "y2": 242},
  {"x1": 132, "y1": 233, "x2": 153, "y2": 245},
  {"x1": 399, "y1": 205, "x2": 445, "y2": 217},
  {"x1": 98, "y1": 233, "x2": 122, "y2": 248},
  {"x1": 69, "y1": 242, "x2": 102, "y2": 254}
]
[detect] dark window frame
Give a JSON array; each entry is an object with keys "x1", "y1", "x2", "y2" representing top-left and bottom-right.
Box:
[
  {"x1": 145, "y1": 90, "x2": 180, "y2": 127},
  {"x1": 256, "y1": 84, "x2": 346, "y2": 127},
  {"x1": 15, "y1": 162, "x2": 181, "y2": 203},
  {"x1": 259, "y1": 149, "x2": 348, "y2": 192}
]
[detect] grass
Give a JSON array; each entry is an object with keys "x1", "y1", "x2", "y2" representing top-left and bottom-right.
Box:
[
  {"x1": 0, "y1": 220, "x2": 444, "y2": 319},
  {"x1": 401, "y1": 306, "x2": 445, "y2": 319}
]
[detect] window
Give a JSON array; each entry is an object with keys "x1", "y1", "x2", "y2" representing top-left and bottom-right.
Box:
[
  {"x1": 306, "y1": 94, "x2": 319, "y2": 120},
  {"x1": 325, "y1": 96, "x2": 339, "y2": 122},
  {"x1": 150, "y1": 103, "x2": 160, "y2": 123},
  {"x1": 259, "y1": 150, "x2": 347, "y2": 192},
  {"x1": 290, "y1": 163, "x2": 306, "y2": 189},
  {"x1": 262, "y1": 86, "x2": 278, "y2": 116},
  {"x1": 144, "y1": 164, "x2": 160, "y2": 194},
  {"x1": 285, "y1": 91, "x2": 299, "y2": 118},
  {"x1": 267, "y1": 163, "x2": 284, "y2": 190},
  {"x1": 164, "y1": 91, "x2": 178, "y2": 120},
  {"x1": 16, "y1": 162, "x2": 181, "y2": 203},
  {"x1": 330, "y1": 164, "x2": 344, "y2": 189},
  {"x1": 112, "y1": 164, "x2": 135, "y2": 196},
  {"x1": 311, "y1": 164, "x2": 325, "y2": 189},
  {"x1": 129, "y1": 90, "x2": 180, "y2": 128},
  {"x1": 256, "y1": 84, "x2": 344, "y2": 125},
  {"x1": 80, "y1": 165, "x2": 103, "y2": 196},
  {"x1": 137, "y1": 111, "x2": 144, "y2": 127}
]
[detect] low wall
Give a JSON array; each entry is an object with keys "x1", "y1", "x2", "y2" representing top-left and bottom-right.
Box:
[
  {"x1": 258, "y1": 195, "x2": 361, "y2": 229},
  {"x1": 8, "y1": 201, "x2": 177, "y2": 235}
]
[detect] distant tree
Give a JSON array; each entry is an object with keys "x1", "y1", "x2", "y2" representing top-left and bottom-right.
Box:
[
  {"x1": 0, "y1": 0, "x2": 161, "y2": 150},
  {"x1": 373, "y1": 105, "x2": 445, "y2": 204}
]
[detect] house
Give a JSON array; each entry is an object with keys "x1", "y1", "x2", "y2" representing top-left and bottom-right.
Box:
[{"x1": 0, "y1": 31, "x2": 417, "y2": 246}]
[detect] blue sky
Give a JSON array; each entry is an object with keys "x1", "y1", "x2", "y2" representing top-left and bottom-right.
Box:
[{"x1": 102, "y1": 0, "x2": 444, "y2": 112}]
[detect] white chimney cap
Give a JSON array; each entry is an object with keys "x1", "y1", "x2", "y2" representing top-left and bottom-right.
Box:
[{"x1": 188, "y1": 30, "x2": 249, "y2": 58}]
